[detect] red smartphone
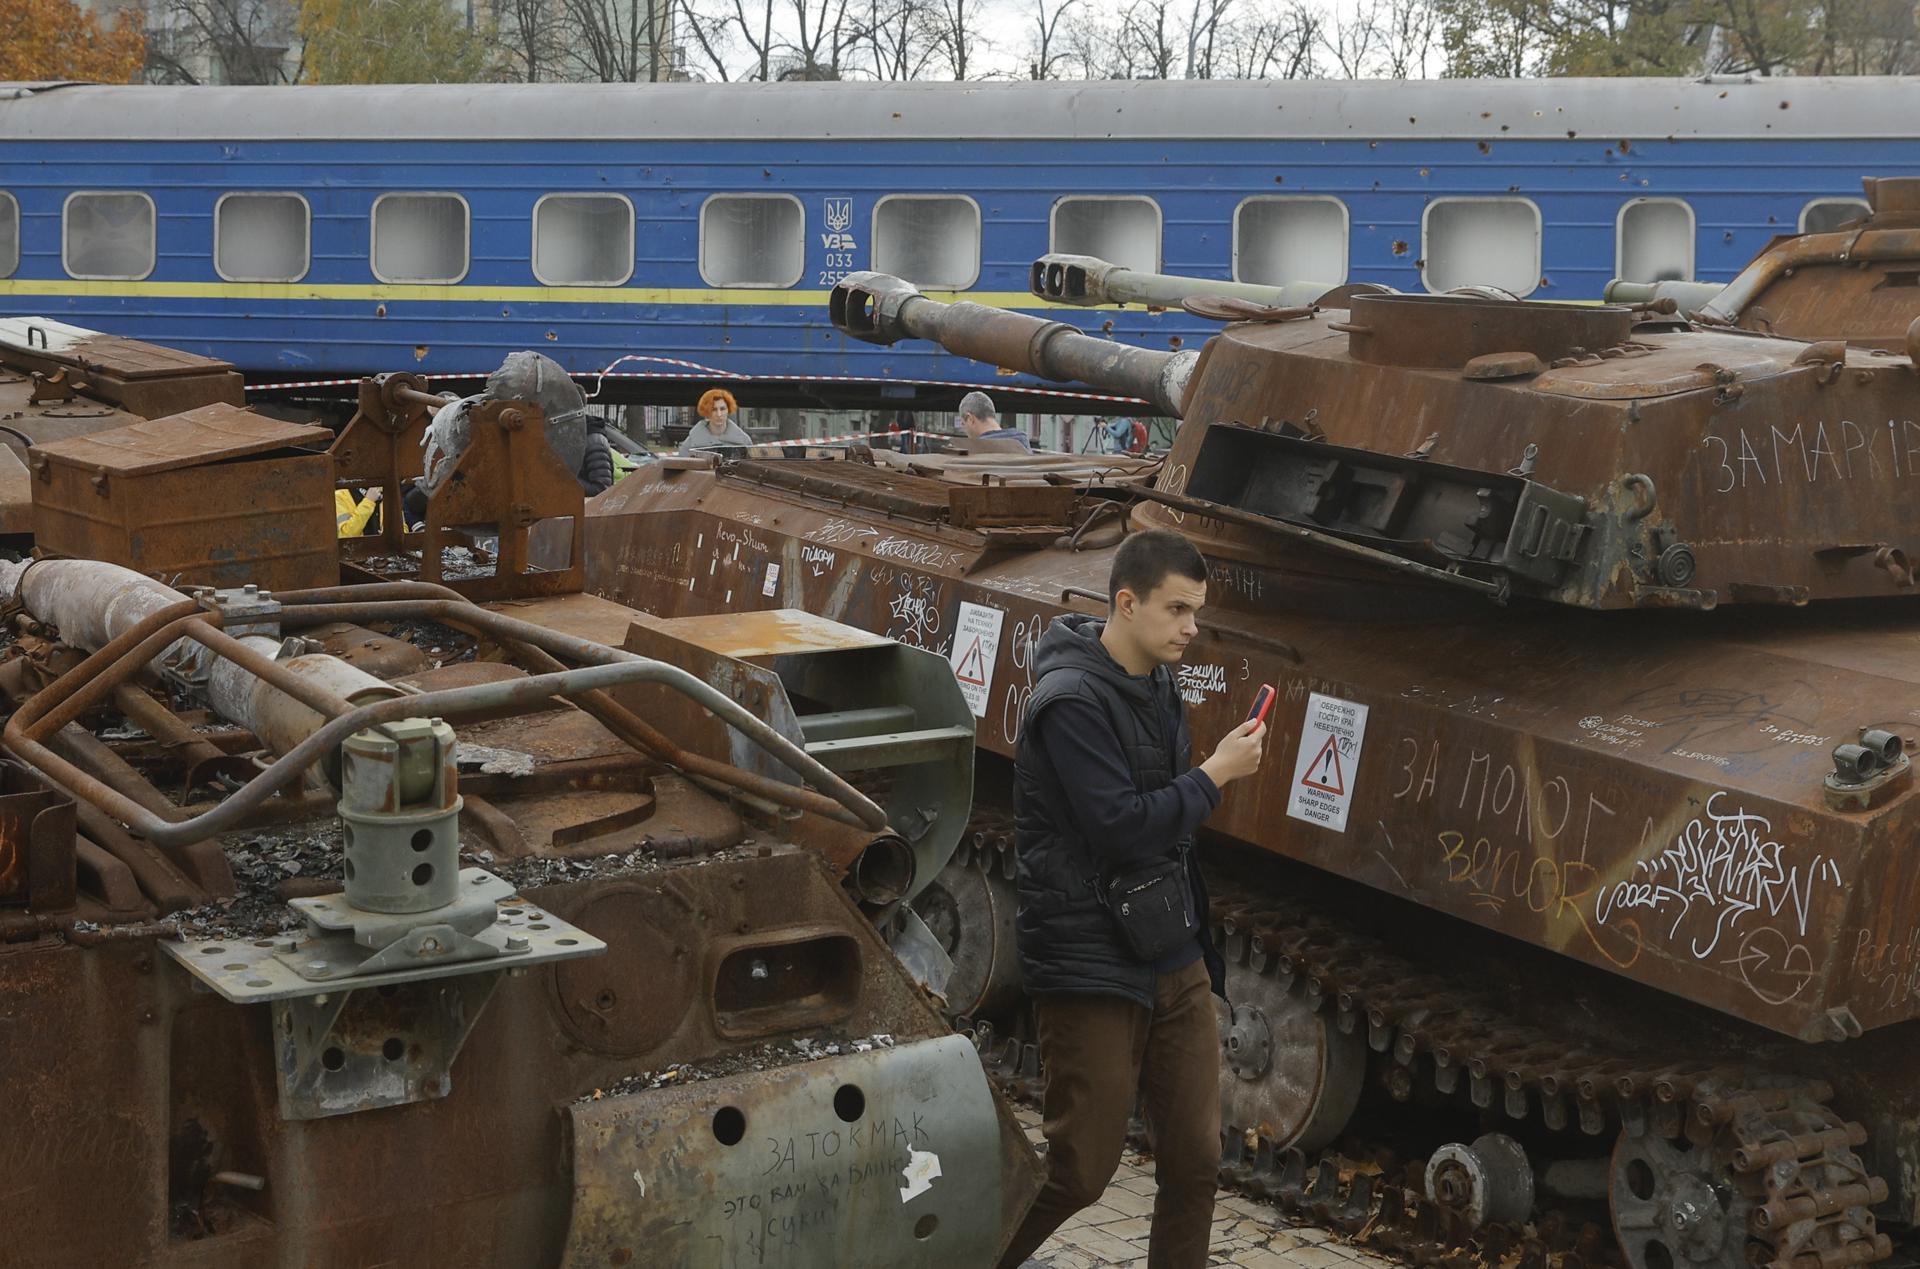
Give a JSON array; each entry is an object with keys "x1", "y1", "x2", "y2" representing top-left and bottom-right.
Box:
[{"x1": 1246, "y1": 683, "x2": 1276, "y2": 726}]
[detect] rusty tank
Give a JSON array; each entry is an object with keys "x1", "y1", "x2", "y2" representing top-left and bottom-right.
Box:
[
  {"x1": 1606, "y1": 176, "x2": 1920, "y2": 353},
  {"x1": 0, "y1": 366, "x2": 1040, "y2": 1267},
  {"x1": 577, "y1": 259, "x2": 1920, "y2": 1269}
]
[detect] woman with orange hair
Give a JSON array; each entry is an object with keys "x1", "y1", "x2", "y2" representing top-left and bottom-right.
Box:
[{"x1": 679, "y1": 387, "x2": 751, "y2": 454}]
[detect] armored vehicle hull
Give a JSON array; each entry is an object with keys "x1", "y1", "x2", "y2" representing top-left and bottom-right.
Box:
[{"x1": 579, "y1": 271, "x2": 1920, "y2": 1269}]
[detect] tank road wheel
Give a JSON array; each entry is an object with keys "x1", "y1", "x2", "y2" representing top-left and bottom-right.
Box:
[
  {"x1": 911, "y1": 838, "x2": 1022, "y2": 1024},
  {"x1": 1216, "y1": 931, "x2": 1366, "y2": 1152},
  {"x1": 1610, "y1": 1127, "x2": 1753, "y2": 1269}
]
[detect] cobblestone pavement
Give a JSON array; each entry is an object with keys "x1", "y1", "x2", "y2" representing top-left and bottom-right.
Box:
[{"x1": 1018, "y1": 1109, "x2": 1403, "y2": 1269}]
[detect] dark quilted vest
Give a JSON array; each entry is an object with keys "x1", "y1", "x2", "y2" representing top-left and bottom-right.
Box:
[{"x1": 1012, "y1": 646, "x2": 1222, "y2": 1008}]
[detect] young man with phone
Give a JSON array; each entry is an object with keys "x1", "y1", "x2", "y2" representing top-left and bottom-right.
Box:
[{"x1": 998, "y1": 528, "x2": 1268, "y2": 1269}]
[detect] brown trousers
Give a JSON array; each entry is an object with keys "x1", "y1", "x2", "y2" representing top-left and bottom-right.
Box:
[{"x1": 996, "y1": 958, "x2": 1221, "y2": 1269}]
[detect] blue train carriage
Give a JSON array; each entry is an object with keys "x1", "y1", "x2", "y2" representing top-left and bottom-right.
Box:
[{"x1": 0, "y1": 77, "x2": 1915, "y2": 409}]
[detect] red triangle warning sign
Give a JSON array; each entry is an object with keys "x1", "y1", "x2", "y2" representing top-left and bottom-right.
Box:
[
  {"x1": 1300, "y1": 732, "x2": 1346, "y2": 796},
  {"x1": 953, "y1": 635, "x2": 989, "y2": 686}
]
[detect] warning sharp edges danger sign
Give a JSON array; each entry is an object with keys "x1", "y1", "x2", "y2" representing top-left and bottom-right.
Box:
[
  {"x1": 947, "y1": 601, "x2": 1005, "y2": 719},
  {"x1": 1286, "y1": 692, "x2": 1369, "y2": 833}
]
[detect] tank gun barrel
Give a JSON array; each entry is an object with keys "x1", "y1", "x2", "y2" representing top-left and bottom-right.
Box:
[
  {"x1": 831, "y1": 271, "x2": 1196, "y2": 416},
  {"x1": 1602, "y1": 278, "x2": 1725, "y2": 313},
  {"x1": 1030, "y1": 253, "x2": 1341, "y2": 310}
]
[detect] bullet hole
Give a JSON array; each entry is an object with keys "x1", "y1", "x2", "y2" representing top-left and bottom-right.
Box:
[
  {"x1": 1273, "y1": 174, "x2": 1285, "y2": 184},
  {"x1": 1408, "y1": 116, "x2": 1417, "y2": 124},
  {"x1": 1767, "y1": 215, "x2": 1778, "y2": 224},
  {"x1": 1477, "y1": 141, "x2": 1490, "y2": 154},
  {"x1": 1391, "y1": 240, "x2": 1409, "y2": 256},
  {"x1": 1620, "y1": 173, "x2": 1630, "y2": 182},
  {"x1": 1508, "y1": 185, "x2": 1521, "y2": 193},
  {"x1": 1723, "y1": 230, "x2": 1735, "y2": 243},
  {"x1": 1169, "y1": 335, "x2": 1183, "y2": 350},
  {"x1": 1414, "y1": 258, "x2": 1426, "y2": 269},
  {"x1": 1538, "y1": 275, "x2": 1550, "y2": 289},
  {"x1": 1604, "y1": 148, "x2": 1614, "y2": 157},
  {"x1": 1566, "y1": 129, "x2": 1578, "y2": 138},
  {"x1": 1418, "y1": 167, "x2": 1430, "y2": 178},
  {"x1": 1500, "y1": 124, "x2": 1511, "y2": 132},
  {"x1": 1619, "y1": 138, "x2": 1633, "y2": 153},
  {"x1": 1480, "y1": 111, "x2": 1491, "y2": 119},
  {"x1": 545, "y1": 330, "x2": 558, "y2": 340},
  {"x1": 1718, "y1": 90, "x2": 1728, "y2": 98},
  {"x1": 761, "y1": 168, "x2": 771, "y2": 178},
  {"x1": 413, "y1": 345, "x2": 428, "y2": 361},
  {"x1": 1779, "y1": 100, "x2": 1790, "y2": 109},
  {"x1": 1100, "y1": 319, "x2": 1114, "y2": 333},
  {"x1": 892, "y1": 111, "x2": 901, "y2": 118},
  {"x1": 375, "y1": 303, "x2": 387, "y2": 318},
  {"x1": 1369, "y1": 140, "x2": 1378, "y2": 149}
]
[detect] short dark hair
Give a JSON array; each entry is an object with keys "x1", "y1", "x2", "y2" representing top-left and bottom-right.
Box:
[{"x1": 1109, "y1": 528, "x2": 1207, "y2": 605}]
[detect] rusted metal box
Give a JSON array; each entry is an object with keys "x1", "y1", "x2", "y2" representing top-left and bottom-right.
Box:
[{"x1": 29, "y1": 403, "x2": 337, "y2": 592}]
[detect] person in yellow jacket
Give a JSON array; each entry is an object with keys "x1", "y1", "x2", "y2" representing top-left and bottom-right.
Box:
[{"x1": 335, "y1": 486, "x2": 382, "y2": 537}]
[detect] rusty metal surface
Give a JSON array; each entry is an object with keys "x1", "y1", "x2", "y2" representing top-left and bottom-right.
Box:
[
  {"x1": 27, "y1": 405, "x2": 328, "y2": 476},
  {"x1": 332, "y1": 375, "x2": 587, "y2": 603},
  {"x1": 27, "y1": 404, "x2": 337, "y2": 592},
  {"x1": 1155, "y1": 298, "x2": 1920, "y2": 608},
  {"x1": 0, "y1": 547, "x2": 1037, "y2": 1264},
  {"x1": 0, "y1": 317, "x2": 243, "y2": 419},
  {"x1": 561, "y1": 1033, "x2": 1008, "y2": 1268},
  {"x1": 0, "y1": 324, "x2": 250, "y2": 538},
  {"x1": 0, "y1": 851, "x2": 1030, "y2": 1268},
  {"x1": 586, "y1": 299, "x2": 1920, "y2": 1052}
]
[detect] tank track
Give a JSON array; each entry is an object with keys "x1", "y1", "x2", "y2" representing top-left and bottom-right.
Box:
[{"x1": 964, "y1": 849, "x2": 1891, "y2": 1269}]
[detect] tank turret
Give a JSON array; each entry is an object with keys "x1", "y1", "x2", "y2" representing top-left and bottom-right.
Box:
[
  {"x1": 832, "y1": 269, "x2": 1920, "y2": 612},
  {"x1": 1028, "y1": 252, "x2": 1364, "y2": 312},
  {"x1": 1606, "y1": 176, "x2": 1920, "y2": 351}
]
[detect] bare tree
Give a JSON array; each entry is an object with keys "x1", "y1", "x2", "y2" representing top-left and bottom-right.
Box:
[
  {"x1": 677, "y1": 0, "x2": 738, "y2": 79},
  {"x1": 726, "y1": 0, "x2": 779, "y2": 78},
  {"x1": 1117, "y1": 0, "x2": 1180, "y2": 76},
  {"x1": 924, "y1": 0, "x2": 978, "y2": 77},
  {"x1": 789, "y1": 0, "x2": 865, "y2": 76},
  {"x1": 568, "y1": 0, "x2": 676, "y2": 81},
  {"x1": 1372, "y1": 0, "x2": 1438, "y2": 72},
  {"x1": 1318, "y1": 0, "x2": 1384, "y2": 74},
  {"x1": 1026, "y1": 0, "x2": 1079, "y2": 76},
  {"x1": 1220, "y1": 2, "x2": 1321, "y2": 76},
  {"x1": 1182, "y1": 0, "x2": 1235, "y2": 75},
  {"x1": 861, "y1": 0, "x2": 940, "y2": 79},
  {"x1": 146, "y1": 0, "x2": 299, "y2": 84},
  {"x1": 494, "y1": 0, "x2": 565, "y2": 80}
]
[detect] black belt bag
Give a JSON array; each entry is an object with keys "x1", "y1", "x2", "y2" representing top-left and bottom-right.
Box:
[{"x1": 1101, "y1": 852, "x2": 1197, "y2": 962}]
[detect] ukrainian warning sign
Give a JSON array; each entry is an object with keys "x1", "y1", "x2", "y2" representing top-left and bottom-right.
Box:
[
  {"x1": 947, "y1": 601, "x2": 1005, "y2": 718},
  {"x1": 1286, "y1": 692, "x2": 1369, "y2": 832}
]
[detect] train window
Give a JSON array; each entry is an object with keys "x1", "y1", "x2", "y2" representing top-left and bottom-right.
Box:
[
  {"x1": 1421, "y1": 198, "x2": 1541, "y2": 296},
  {"x1": 214, "y1": 193, "x2": 310, "y2": 283},
  {"x1": 0, "y1": 194, "x2": 15, "y2": 280},
  {"x1": 371, "y1": 193, "x2": 469, "y2": 285},
  {"x1": 63, "y1": 191, "x2": 156, "y2": 281},
  {"x1": 1051, "y1": 197, "x2": 1160, "y2": 273},
  {"x1": 1616, "y1": 199, "x2": 1694, "y2": 283},
  {"x1": 700, "y1": 194, "x2": 804, "y2": 289},
  {"x1": 872, "y1": 196, "x2": 980, "y2": 290},
  {"x1": 533, "y1": 194, "x2": 634, "y2": 287},
  {"x1": 1234, "y1": 197, "x2": 1348, "y2": 287},
  {"x1": 1800, "y1": 198, "x2": 1870, "y2": 233}
]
